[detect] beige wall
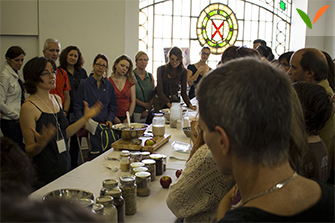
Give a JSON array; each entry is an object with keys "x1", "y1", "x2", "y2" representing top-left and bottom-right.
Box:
[{"x1": 0, "y1": 0, "x2": 139, "y2": 76}]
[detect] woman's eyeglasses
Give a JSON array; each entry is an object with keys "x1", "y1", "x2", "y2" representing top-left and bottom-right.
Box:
[
  {"x1": 95, "y1": 63, "x2": 107, "y2": 69},
  {"x1": 137, "y1": 58, "x2": 148, "y2": 62},
  {"x1": 41, "y1": 71, "x2": 56, "y2": 77}
]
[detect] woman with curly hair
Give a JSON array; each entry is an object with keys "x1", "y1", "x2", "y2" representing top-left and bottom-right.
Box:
[
  {"x1": 109, "y1": 55, "x2": 136, "y2": 123},
  {"x1": 59, "y1": 46, "x2": 87, "y2": 168}
]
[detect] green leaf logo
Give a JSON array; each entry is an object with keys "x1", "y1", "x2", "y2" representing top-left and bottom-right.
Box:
[
  {"x1": 296, "y1": 8, "x2": 312, "y2": 29},
  {"x1": 296, "y1": 5, "x2": 330, "y2": 29}
]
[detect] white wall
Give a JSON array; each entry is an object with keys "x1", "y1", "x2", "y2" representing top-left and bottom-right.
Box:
[
  {"x1": 291, "y1": 0, "x2": 335, "y2": 58},
  {"x1": 0, "y1": 0, "x2": 139, "y2": 76}
]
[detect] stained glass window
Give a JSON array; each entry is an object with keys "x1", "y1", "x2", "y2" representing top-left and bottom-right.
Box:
[{"x1": 139, "y1": 0, "x2": 292, "y2": 76}]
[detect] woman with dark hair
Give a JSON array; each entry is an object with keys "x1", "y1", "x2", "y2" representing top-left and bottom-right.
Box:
[
  {"x1": 109, "y1": 54, "x2": 136, "y2": 123},
  {"x1": 221, "y1": 46, "x2": 260, "y2": 64},
  {"x1": 0, "y1": 46, "x2": 26, "y2": 150},
  {"x1": 59, "y1": 46, "x2": 87, "y2": 168},
  {"x1": 155, "y1": 47, "x2": 196, "y2": 112},
  {"x1": 20, "y1": 57, "x2": 102, "y2": 190},
  {"x1": 187, "y1": 47, "x2": 211, "y2": 100},
  {"x1": 278, "y1": 51, "x2": 294, "y2": 73}
]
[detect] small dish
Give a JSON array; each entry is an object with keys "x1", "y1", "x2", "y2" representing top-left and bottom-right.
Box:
[{"x1": 171, "y1": 141, "x2": 191, "y2": 153}]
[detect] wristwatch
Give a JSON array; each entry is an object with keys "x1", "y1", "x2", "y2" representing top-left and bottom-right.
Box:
[{"x1": 145, "y1": 109, "x2": 149, "y2": 112}]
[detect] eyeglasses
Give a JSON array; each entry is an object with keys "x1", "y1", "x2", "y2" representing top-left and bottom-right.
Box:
[
  {"x1": 41, "y1": 71, "x2": 56, "y2": 77},
  {"x1": 95, "y1": 63, "x2": 107, "y2": 69}
]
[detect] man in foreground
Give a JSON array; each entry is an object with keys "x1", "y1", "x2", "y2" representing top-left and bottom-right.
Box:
[{"x1": 197, "y1": 58, "x2": 334, "y2": 222}]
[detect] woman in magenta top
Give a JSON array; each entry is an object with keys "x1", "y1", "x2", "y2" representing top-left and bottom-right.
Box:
[{"x1": 109, "y1": 55, "x2": 136, "y2": 123}]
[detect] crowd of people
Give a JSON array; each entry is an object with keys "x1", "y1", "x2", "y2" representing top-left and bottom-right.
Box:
[{"x1": 1, "y1": 37, "x2": 334, "y2": 222}]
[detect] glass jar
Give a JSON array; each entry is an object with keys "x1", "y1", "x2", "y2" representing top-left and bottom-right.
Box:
[
  {"x1": 129, "y1": 162, "x2": 145, "y2": 175},
  {"x1": 142, "y1": 159, "x2": 156, "y2": 181},
  {"x1": 161, "y1": 154, "x2": 167, "y2": 172},
  {"x1": 100, "y1": 179, "x2": 118, "y2": 196},
  {"x1": 105, "y1": 188, "x2": 125, "y2": 223},
  {"x1": 135, "y1": 172, "x2": 151, "y2": 197},
  {"x1": 120, "y1": 150, "x2": 130, "y2": 172},
  {"x1": 129, "y1": 152, "x2": 142, "y2": 163},
  {"x1": 170, "y1": 102, "x2": 181, "y2": 121},
  {"x1": 96, "y1": 196, "x2": 118, "y2": 223},
  {"x1": 133, "y1": 166, "x2": 148, "y2": 174},
  {"x1": 119, "y1": 175, "x2": 137, "y2": 215},
  {"x1": 152, "y1": 113, "x2": 165, "y2": 137},
  {"x1": 149, "y1": 154, "x2": 163, "y2": 176},
  {"x1": 76, "y1": 198, "x2": 94, "y2": 210},
  {"x1": 92, "y1": 203, "x2": 105, "y2": 217},
  {"x1": 141, "y1": 151, "x2": 151, "y2": 160}
]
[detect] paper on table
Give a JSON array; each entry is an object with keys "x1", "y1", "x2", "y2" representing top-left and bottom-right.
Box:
[{"x1": 85, "y1": 118, "x2": 98, "y2": 135}]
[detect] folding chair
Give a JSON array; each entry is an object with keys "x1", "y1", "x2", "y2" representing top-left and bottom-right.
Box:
[{"x1": 76, "y1": 128, "x2": 91, "y2": 164}]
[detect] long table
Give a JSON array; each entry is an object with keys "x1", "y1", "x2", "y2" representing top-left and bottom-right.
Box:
[{"x1": 30, "y1": 124, "x2": 192, "y2": 223}]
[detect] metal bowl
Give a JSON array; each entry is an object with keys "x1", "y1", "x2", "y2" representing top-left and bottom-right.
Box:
[
  {"x1": 183, "y1": 127, "x2": 191, "y2": 138},
  {"x1": 112, "y1": 123, "x2": 149, "y2": 140},
  {"x1": 159, "y1": 109, "x2": 170, "y2": 121},
  {"x1": 42, "y1": 189, "x2": 95, "y2": 201}
]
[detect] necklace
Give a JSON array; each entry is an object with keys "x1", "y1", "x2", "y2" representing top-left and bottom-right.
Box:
[
  {"x1": 241, "y1": 171, "x2": 298, "y2": 206},
  {"x1": 35, "y1": 94, "x2": 61, "y2": 132}
]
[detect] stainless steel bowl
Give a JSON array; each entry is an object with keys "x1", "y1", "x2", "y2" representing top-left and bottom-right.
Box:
[
  {"x1": 112, "y1": 123, "x2": 148, "y2": 140},
  {"x1": 42, "y1": 189, "x2": 95, "y2": 201},
  {"x1": 183, "y1": 127, "x2": 191, "y2": 138},
  {"x1": 159, "y1": 109, "x2": 170, "y2": 121}
]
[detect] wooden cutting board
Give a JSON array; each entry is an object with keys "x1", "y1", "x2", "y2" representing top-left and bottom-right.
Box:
[{"x1": 112, "y1": 134, "x2": 171, "y2": 153}]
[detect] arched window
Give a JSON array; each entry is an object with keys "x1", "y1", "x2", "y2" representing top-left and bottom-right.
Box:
[{"x1": 139, "y1": 0, "x2": 292, "y2": 75}]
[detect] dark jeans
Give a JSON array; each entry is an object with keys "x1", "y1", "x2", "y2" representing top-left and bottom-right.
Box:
[{"x1": 1, "y1": 119, "x2": 24, "y2": 151}]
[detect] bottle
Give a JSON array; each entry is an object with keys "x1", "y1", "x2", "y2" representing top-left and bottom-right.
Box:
[
  {"x1": 120, "y1": 150, "x2": 130, "y2": 172},
  {"x1": 182, "y1": 110, "x2": 190, "y2": 128},
  {"x1": 142, "y1": 159, "x2": 156, "y2": 181},
  {"x1": 105, "y1": 188, "x2": 125, "y2": 223},
  {"x1": 129, "y1": 162, "x2": 145, "y2": 175},
  {"x1": 152, "y1": 113, "x2": 165, "y2": 137},
  {"x1": 149, "y1": 154, "x2": 163, "y2": 176},
  {"x1": 119, "y1": 175, "x2": 137, "y2": 215},
  {"x1": 129, "y1": 152, "x2": 142, "y2": 164},
  {"x1": 96, "y1": 196, "x2": 118, "y2": 223},
  {"x1": 100, "y1": 179, "x2": 118, "y2": 196},
  {"x1": 170, "y1": 102, "x2": 181, "y2": 128},
  {"x1": 92, "y1": 203, "x2": 105, "y2": 218},
  {"x1": 135, "y1": 172, "x2": 151, "y2": 197}
]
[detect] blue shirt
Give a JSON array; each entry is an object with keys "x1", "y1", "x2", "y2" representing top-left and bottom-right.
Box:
[{"x1": 74, "y1": 75, "x2": 117, "y2": 123}]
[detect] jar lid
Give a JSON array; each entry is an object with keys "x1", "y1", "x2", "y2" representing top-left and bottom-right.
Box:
[
  {"x1": 154, "y1": 113, "x2": 164, "y2": 117},
  {"x1": 156, "y1": 153, "x2": 166, "y2": 159},
  {"x1": 130, "y1": 162, "x2": 145, "y2": 168},
  {"x1": 141, "y1": 151, "x2": 151, "y2": 156},
  {"x1": 105, "y1": 188, "x2": 122, "y2": 197},
  {"x1": 120, "y1": 175, "x2": 136, "y2": 182},
  {"x1": 130, "y1": 152, "x2": 141, "y2": 157},
  {"x1": 102, "y1": 179, "x2": 118, "y2": 188},
  {"x1": 135, "y1": 171, "x2": 151, "y2": 178},
  {"x1": 121, "y1": 150, "x2": 130, "y2": 154},
  {"x1": 93, "y1": 203, "x2": 104, "y2": 214},
  {"x1": 141, "y1": 159, "x2": 156, "y2": 165},
  {"x1": 96, "y1": 196, "x2": 114, "y2": 206},
  {"x1": 149, "y1": 154, "x2": 163, "y2": 160},
  {"x1": 75, "y1": 198, "x2": 94, "y2": 209},
  {"x1": 133, "y1": 167, "x2": 148, "y2": 173}
]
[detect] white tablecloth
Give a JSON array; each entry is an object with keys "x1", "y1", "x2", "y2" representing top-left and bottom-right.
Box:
[{"x1": 30, "y1": 124, "x2": 192, "y2": 223}]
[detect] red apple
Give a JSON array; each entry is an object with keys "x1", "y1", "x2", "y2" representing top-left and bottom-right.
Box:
[
  {"x1": 160, "y1": 176, "x2": 172, "y2": 188},
  {"x1": 175, "y1": 169, "x2": 183, "y2": 178},
  {"x1": 145, "y1": 138, "x2": 156, "y2": 146}
]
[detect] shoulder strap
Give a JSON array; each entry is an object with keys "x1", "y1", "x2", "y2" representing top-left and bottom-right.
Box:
[
  {"x1": 27, "y1": 100, "x2": 42, "y2": 112},
  {"x1": 135, "y1": 74, "x2": 147, "y2": 102},
  {"x1": 53, "y1": 94, "x2": 62, "y2": 110}
]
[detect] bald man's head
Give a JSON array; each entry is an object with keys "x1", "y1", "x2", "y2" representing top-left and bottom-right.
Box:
[{"x1": 289, "y1": 48, "x2": 328, "y2": 83}]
